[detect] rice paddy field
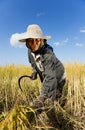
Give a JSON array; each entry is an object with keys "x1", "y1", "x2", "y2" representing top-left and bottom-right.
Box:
[{"x1": 0, "y1": 62, "x2": 85, "y2": 130}]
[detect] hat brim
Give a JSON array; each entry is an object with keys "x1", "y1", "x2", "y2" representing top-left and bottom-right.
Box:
[{"x1": 18, "y1": 33, "x2": 51, "y2": 42}]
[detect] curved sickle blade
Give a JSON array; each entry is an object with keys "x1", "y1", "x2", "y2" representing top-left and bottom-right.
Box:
[{"x1": 18, "y1": 75, "x2": 32, "y2": 91}]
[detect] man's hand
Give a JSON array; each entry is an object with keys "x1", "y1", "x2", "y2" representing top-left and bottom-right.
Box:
[
  {"x1": 34, "y1": 96, "x2": 44, "y2": 108},
  {"x1": 30, "y1": 72, "x2": 37, "y2": 80}
]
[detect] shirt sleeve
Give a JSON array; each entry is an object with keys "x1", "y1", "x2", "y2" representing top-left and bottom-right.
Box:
[{"x1": 40, "y1": 52, "x2": 57, "y2": 99}]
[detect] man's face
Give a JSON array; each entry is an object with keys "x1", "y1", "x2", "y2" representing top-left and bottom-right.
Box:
[{"x1": 26, "y1": 38, "x2": 41, "y2": 52}]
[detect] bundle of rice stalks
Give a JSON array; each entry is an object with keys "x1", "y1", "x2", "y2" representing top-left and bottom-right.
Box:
[
  {"x1": 0, "y1": 105, "x2": 58, "y2": 130},
  {"x1": 0, "y1": 105, "x2": 36, "y2": 130},
  {"x1": 0, "y1": 103, "x2": 85, "y2": 130}
]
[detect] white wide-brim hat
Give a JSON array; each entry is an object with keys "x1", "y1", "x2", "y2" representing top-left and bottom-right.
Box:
[{"x1": 19, "y1": 24, "x2": 51, "y2": 42}]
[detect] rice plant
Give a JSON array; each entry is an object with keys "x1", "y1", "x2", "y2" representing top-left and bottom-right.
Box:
[{"x1": 0, "y1": 63, "x2": 85, "y2": 130}]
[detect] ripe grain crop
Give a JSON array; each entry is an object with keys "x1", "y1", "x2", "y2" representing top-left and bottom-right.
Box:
[{"x1": 0, "y1": 63, "x2": 85, "y2": 130}]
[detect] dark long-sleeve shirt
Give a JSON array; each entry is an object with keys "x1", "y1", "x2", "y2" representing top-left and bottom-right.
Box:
[{"x1": 28, "y1": 44, "x2": 65, "y2": 99}]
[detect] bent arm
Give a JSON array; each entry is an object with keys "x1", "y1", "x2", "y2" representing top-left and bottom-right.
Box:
[{"x1": 40, "y1": 52, "x2": 57, "y2": 99}]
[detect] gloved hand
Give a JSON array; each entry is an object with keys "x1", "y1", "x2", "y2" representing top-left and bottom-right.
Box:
[
  {"x1": 30, "y1": 72, "x2": 37, "y2": 80},
  {"x1": 34, "y1": 96, "x2": 44, "y2": 108}
]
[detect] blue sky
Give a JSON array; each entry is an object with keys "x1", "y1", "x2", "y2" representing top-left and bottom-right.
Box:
[{"x1": 0, "y1": 0, "x2": 85, "y2": 65}]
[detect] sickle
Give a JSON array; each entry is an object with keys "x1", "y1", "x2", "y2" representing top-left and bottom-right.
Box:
[{"x1": 18, "y1": 75, "x2": 32, "y2": 91}]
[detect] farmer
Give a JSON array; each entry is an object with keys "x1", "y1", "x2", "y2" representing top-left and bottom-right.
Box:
[{"x1": 19, "y1": 24, "x2": 66, "y2": 108}]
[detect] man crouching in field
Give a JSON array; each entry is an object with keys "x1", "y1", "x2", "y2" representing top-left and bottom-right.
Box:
[{"x1": 19, "y1": 24, "x2": 66, "y2": 109}]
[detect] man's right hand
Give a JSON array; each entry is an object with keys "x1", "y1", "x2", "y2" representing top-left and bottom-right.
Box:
[{"x1": 30, "y1": 72, "x2": 37, "y2": 80}]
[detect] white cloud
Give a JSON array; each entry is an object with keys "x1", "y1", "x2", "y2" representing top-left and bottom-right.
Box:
[
  {"x1": 53, "y1": 38, "x2": 69, "y2": 46},
  {"x1": 80, "y1": 30, "x2": 85, "y2": 33},
  {"x1": 10, "y1": 33, "x2": 25, "y2": 48},
  {"x1": 61, "y1": 38, "x2": 69, "y2": 44},
  {"x1": 75, "y1": 43, "x2": 83, "y2": 47},
  {"x1": 53, "y1": 42, "x2": 60, "y2": 46},
  {"x1": 80, "y1": 26, "x2": 85, "y2": 33}
]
